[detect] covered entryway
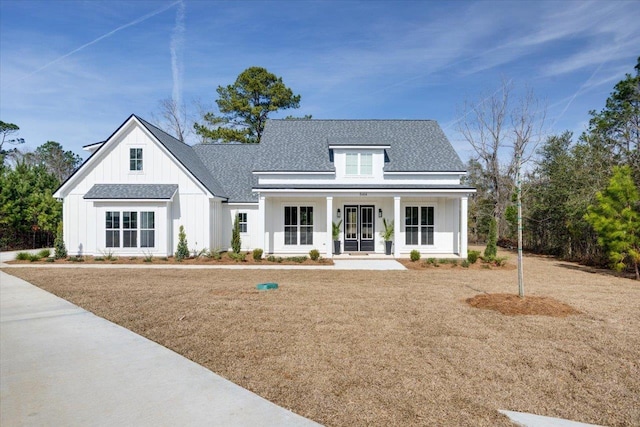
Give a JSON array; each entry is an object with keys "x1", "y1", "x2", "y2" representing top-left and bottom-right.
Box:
[{"x1": 343, "y1": 205, "x2": 375, "y2": 252}]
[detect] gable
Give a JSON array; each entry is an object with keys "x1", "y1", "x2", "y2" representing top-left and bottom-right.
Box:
[{"x1": 54, "y1": 116, "x2": 225, "y2": 199}]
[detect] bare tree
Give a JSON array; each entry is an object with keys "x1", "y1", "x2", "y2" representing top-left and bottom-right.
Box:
[
  {"x1": 457, "y1": 80, "x2": 546, "y2": 239},
  {"x1": 152, "y1": 98, "x2": 190, "y2": 143},
  {"x1": 457, "y1": 79, "x2": 512, "y2": 236}
]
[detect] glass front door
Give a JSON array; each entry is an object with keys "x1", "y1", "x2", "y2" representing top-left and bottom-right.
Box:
[{"x1": 343, "y1": 205, "x2": 375, "y2": 252}]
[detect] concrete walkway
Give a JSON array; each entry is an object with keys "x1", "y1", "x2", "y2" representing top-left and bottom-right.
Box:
[
  {"x1": 0, "y1": 271, "x2": 320, "y2": 427},
  {"x1": 499, "y1": 410, "x2": 605, "y2": 427}
]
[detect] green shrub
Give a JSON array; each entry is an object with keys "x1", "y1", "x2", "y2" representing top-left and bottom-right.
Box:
[
  {"x1": 15, "y1": 252, "x2": 31, "y2": 261},
  {"x1": 54, "y1": 222, "x2": 67, "y2": 259},
  {"x1": 44, "y1": 257, "x2": 54, "y2": 263},
  {"x1": 143, "y1": 253, "x2": 153, "y2": 263},
  {"x1": 286, "y1": 256, "x2": 308, "y2": 263},
  {"x1": 69, "y1": 256, "x2": 85, "y2": 262},
  {"x1": 28, "y1": 254, "x2": 42, "y2": 262},
  {"x1": 253, "y1": 248, "x2": 264, "y2": 261},
  {"x1": 494, "y1": 256, "x2": 509, "y2": 267},
  {"x1": 37, "y1": 249, "x2": 51, "y2": 258},
  {"x1": 449, "y1": 259, "x2": 458, "y2": 266},
  {"x1": 228, "y1": 251, "x2": 246, "y2": 262},
  {"x1": 467, "y1": 250, "x2": 480, "y2": 264},
  {"x1": 484, "y1": 218, "x2": 498, "y2": 260},
  {"x1": 426, "y1": 257, "x2": 437, "y2": 265},
  {"x1": 266, "y1": 255, "x2": 283, "y2": 263},
  {"x1": 410, "y1": 250, "x2": 421, "y2": 262},
  {"x1": 94, "y1": 256, "x2": 105, "y2": 261},
  {"x1": 209, "y1": 250, "x2": 222, "y2": 260},
  {"x1": 175, "y1": 225, "x2": 189, "y2": 261},
  {"x1": 309, "y1": 249, "x2": 320, "y2": 261},
  {"x1": 231, "y1": 215, "x2": 241, "y2": 254},
  {"x1": 100, "y1": 250, "x2": 117, "y2": 261},
  {"x1": 461, "y1": 260, "x2": 470, "y2": 268}
]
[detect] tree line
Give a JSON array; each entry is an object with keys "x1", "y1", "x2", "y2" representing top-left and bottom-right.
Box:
[
  {"x1": 463, "y1": 58, "x2": 639, "y2": 278},
  {"x1": 0, "y1": 128, "x2": 81, "y2": 250}
]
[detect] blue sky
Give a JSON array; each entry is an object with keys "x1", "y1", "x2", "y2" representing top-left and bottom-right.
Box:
[{"x1": 1, "y1": 0, "x2": 639, "y2": 162}]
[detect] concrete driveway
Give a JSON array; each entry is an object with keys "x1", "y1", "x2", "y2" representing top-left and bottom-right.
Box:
[{"x1": 0, "y1": 271, "x2": 320, "y2": 426}]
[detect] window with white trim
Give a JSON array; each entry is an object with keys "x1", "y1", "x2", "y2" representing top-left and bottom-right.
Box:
[
  {"x1": 105, "y1": 211, "x2": 155, "y2": 248},
  {"x1": 123, "y1": 211, "x2": 137, "y2": 248},
  {"x1": 284, "y1": 206, "x2": 313, "y2": 245},
  {"x1": 345, "y1": 152, "x2": 373, "y2": 176},
  {"x1": 405, "y1": 206, "x2": 434, "y2": 246},
  {"x1": 130, "y1": 148, "x2": 143, "y2": 171},
  {"x1": 237, "y1": 212, "x2": 247, "y2": 233},
  {"x1": 140, "y1": 212, "x2": 155, "y2": 248},
  {"x1": 106, "y1": 212, "x2": 120, "y2": 248}
]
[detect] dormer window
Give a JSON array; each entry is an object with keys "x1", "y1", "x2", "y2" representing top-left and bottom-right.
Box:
[
  {"x1": 346, "y1": 152, "x2": 372, "y2": 176},
  {"x1": 130, "y1": 148, "x2": 143, "y2": 171}
]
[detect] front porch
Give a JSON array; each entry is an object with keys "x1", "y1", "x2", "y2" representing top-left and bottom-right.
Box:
[{"x1": 253, "y1": 190, "x2": 470, "y2": 259}]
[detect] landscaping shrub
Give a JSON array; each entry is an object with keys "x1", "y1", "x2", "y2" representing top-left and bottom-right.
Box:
[
  {"x1": 286, "y1": 256, "x2": 308, "y2": 263},
  {"x1": 426, "y1": 257, "x2": 437, "y2": 265},
  {"x1": 467, "y1": 250, "x2": 480, "y2": 264},
  {"x1": 28, "y1": 254, "x2": 42, "y2": 262},
  {"x1": 461, "y1": 260, "x2": 470, "y2": 268},
  {"x1": 94, "y1": 256, "x2": 105, "y2": 261},
  {"x1": 410, "y1": 250, "x2": 421, "y2": 262},
  {"x1": 253, "y1": 248, "x2": 263, "y2": 261},
  {"x1": 449, "y1": 259, "x2": 458, "y2": 266},
  {"x1": 484, "y1": 218, "x2": 498, "y2": 260},
  {"x1": 267, "y1": 255, "x2": 283, "y2": 263},
  {"x1": 37, "y1": 249, "x2": 51, "y2": 258},
  {"x1": 68, "y1": 256, "x2": 85, "y2": 262},
  {"x1": 229, "y1": 251, "x2": 246, "y2": 262},
  {"x1": 309, "y1": 249, "x2": 320, "y2": 261},
  {"x1": 54, "y1": 222, "x2": 67, "y2": 259},
  {"x1": 231, "y1": 215, "x2": 241, "y2": 254},
  {"x1": 15, "y1": 252, "x2": 31, "y2": 261},
  {"x1": 175, "y1": 225, "x2": 189, "y2": 261},
  {"x1": 44, "y1": 257, "x2": 54, "y2": 263},
  {"x1": 143, "y1": 252, "x2": 153, "y2": 263}
]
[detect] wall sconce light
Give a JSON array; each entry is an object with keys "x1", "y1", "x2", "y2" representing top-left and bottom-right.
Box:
[
  {"x1": 337, "y1": 208, "x2": 341, "y2": 218},
  {"x1": 378, "y1": 208, "x2": 383, "y2": 218}
]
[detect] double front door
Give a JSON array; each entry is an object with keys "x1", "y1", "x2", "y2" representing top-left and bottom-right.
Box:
[{"x1": 344, "y1": 205, "x2": 375, "y2": 252}]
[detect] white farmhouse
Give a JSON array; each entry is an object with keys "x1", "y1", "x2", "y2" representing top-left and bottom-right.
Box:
[{"x1": 54, "y1": 115, "x2": 475, "y2": 258}]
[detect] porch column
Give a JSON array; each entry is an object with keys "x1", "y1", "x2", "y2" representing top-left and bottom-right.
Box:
[
  {"x1": 326, "y1": 196, "x2": 333, "y2": 258},
  {"x1": 258, "y1": 194, "x2": 266, "y2": 255},
  {"x1": 393, "y1": 196, "x2": 401, "y2": 258},
  {"x1": 460, "y1": 196, "x2": 468, "y2": 257}
]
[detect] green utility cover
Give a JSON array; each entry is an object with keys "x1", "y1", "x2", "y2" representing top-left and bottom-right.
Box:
[{"x1": 256, "y1": 282, "x2": 278, "y2": 290}]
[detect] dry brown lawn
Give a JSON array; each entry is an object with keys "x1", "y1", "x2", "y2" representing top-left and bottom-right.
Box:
[{"x1": 3, "y1": 251, "x2": 639, "y2": 426}]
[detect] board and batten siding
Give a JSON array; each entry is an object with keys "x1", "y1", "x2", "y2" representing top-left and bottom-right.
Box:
[{"x1": 62, "y1": 122, "x2": 211, "y2": 256}]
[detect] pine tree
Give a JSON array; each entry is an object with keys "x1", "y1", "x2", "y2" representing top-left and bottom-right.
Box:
[
  {"x1": 231, "y1": 215, "x2": 241, "y2": 254},
  {"x1": 175, "y1": 225, "x2": 189, "y2": 261},
  {"x1": 586, "y1": 166, "x2": 640, "y2": 279}
]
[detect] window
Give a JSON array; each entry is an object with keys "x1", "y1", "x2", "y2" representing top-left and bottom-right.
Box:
[
  {"x1": 284, "y1": 206, "x2": 313, "y2": 245},
  {"x1": 106, "y1": 211, "x2": 120, "y2": 248},
  {"x1": 346, "y1": 153, "x2": 358, "y2": 175},
  {"x1": 284, "y1": 206, "x2": 298, "y2": 245},
  {"x1": 405, "y1": 206, "x2": 434, "y2": 245},
  {"x1": 345, "y1": 152, "x2": 373, "y2": 176},
  {"x1": 105, "y1": 210, "x2": 155, "y2": 248},
  {"x1": 123, "y1": 211, "x2": 137, "y2": 248},
  {"x1": 130, "y1": 148, "x2": 143, "y2": 171},
  {"x1": 237, "y1": 212, "x2": 247, "y2": 233},
  {"x1": 140, "y1": 212, "x2": 155, "y2": 248}
]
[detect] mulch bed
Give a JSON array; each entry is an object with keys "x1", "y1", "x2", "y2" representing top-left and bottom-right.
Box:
[
  {"x1": 6, "y1": 253, "x2": 333, "y2": 266},
  {"x1": 466, "y1": 293, "x2": 581, "y2": 317},
  {"x1": 399, "y1": 259, "x2": 516, "y2": 270}
]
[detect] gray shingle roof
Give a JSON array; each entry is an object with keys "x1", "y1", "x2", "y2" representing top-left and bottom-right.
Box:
[
  {"x1": 135, "y1": 116, "x2": 228, "y2": 198},
  {"x1": 192, "y1": 144, "x2": 261, "y2": 203},
  {"x1": 256, "y1": 120, "x2": 465, "y2": 172},
  {"x1": 84, "y1": 184, "x2": 178, "y2": 199}
]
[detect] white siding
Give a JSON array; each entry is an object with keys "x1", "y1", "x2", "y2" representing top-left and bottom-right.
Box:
[{"x1": 61, "y1": 121, "x2": 211, "y2": 256}]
